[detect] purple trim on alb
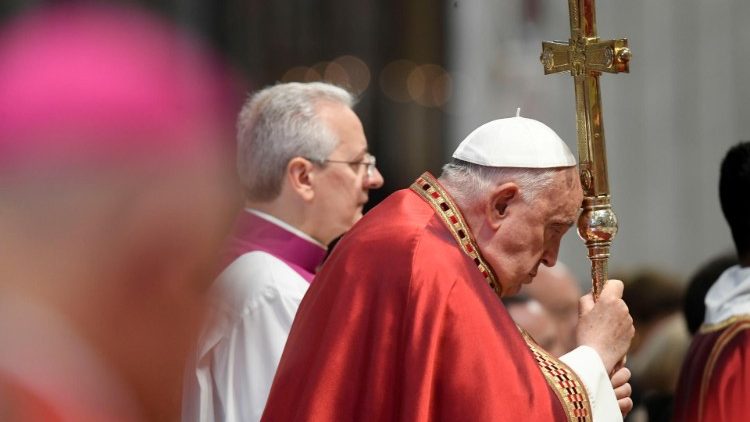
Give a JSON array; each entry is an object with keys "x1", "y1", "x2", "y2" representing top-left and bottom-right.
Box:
[{"x1": 222, "y1": 211, "x2": 326, "y2": 282}]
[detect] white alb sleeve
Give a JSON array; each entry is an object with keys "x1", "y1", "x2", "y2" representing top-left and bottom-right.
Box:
[{"x1": 559, "y1": 345, "x2": 623, "y2": 422}]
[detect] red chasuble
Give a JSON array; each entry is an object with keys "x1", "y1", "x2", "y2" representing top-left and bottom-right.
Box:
[
  {"x1": 262, "y1": 173, "x2": 590, "y2": 421},
  {"x1": 673, "y1": 316, "x2": 750, "y2": 421}
]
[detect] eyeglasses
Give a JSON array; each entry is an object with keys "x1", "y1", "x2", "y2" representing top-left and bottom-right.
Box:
[{"x1": 308, "y1": 153, "x2": 378, "y2": 180}]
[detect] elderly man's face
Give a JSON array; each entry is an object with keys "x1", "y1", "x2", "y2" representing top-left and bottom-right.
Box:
[{"x1": 482, "y1": 167, "x2": 583, "y2": 296}]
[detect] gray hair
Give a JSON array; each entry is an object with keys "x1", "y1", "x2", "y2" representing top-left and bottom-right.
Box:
[
  {"x1": 237, "y1": 82, "x2": 356, "y2": 201},
  {"x1": 438, "y1": 159, "x2": 561, "y2": 208}
]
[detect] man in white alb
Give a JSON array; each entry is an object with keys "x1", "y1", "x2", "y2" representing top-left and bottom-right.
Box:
[{"x1": 182, "y1": 82, "x2": 384, "y2": 422}]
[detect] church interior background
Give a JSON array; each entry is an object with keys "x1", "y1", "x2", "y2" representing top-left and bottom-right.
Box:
[{"x1": 2, "y1": 0, "x2": 748, "y2": 289}]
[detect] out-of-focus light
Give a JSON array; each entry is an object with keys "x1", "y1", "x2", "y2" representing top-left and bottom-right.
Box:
[
  {"x1": 379, "y1": 60, "x2": 417, "y2": 103},
  {"x1": 306, "y1": 61, "x2": 328, "y2": 82},
  {"x1": 303, "y1": 66, "x2": 322, "y2": 82},
  {"x1": 406, "y1": 67, "x2": 427, "y2": 104},
  {"x1": 281, "y1": 66, "x2": 310, "y2": 82},
  {"x1": 281, "y1": 57, "x2": 371, "y2": 95},
  {"x1": 323, "y1": 61, "x2": 350, "y2": 88},
  {"x1": 433, "y1": 72, "x2": 453, "y2": 107},
  {"x1": 407, "y1": 64, "x2": 451, "y2": 107},
  {"x1": 332, "y1": 55, "x2": 370, "y2": 95}
]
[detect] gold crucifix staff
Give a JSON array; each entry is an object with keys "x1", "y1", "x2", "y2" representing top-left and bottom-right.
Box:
[{"x1": 540, "y1": 0, "x2": 631, "y2": 299}]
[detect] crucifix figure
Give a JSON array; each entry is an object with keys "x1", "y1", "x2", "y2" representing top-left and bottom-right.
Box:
[{"x1": 540, "y1": 0, "x2": 631, "y2": 298}]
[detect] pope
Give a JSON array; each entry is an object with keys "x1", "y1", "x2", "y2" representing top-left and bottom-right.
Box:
[{"x1": 262, "y1": 112, "x2": 635, "y2": 421}]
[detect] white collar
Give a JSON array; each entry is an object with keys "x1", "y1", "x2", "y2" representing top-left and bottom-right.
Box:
[
  {"x1": 704, "y1": 265, "x2": 750, "y2": 324},
  {"x1": 245, "y1": 208, "x2": 326, "y2": 249}
]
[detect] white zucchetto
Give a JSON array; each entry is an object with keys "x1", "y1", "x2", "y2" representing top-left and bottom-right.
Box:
[{"x1": 452, "y1": 109, "x2": 577, "y2": 168}]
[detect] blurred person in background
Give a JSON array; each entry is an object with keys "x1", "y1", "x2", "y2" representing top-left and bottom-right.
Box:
[
  {"x1": 182, "y1": 82, "x2": 384, "y2": 422},
  {"x1": 674, "y1": 141, "x2": 750, "y2": 421},
  {"x1": 619, "y1": 270, "x2": 689, "y2": 422},
  {"x1": 503, "y1": 295, "x2": 566, "y2": 357},
  {"x1": 521, "y1": 262, "x2": 582, "y2": 355},
  {"x1": 0, "y1": 3, "x2": 239, "y2": 421}
]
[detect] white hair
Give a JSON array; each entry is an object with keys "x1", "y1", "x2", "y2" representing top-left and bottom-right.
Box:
[
  {"x1": 236, "y1": 82, "x2": 356, "y2": 201},
  {"x1": 438, "y1": 159, "x2": 561, "y2": 208}
]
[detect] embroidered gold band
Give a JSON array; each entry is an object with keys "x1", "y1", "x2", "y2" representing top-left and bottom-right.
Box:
[
  {"x1": 521, "y1": 328, "x2": 592, "y2": 422},
  {"x1": 699, "y1": 314, "x2": 750, "y2": 334},
  {"x1": 410, "y1": 172, "x2": 502, "y2": 297}
]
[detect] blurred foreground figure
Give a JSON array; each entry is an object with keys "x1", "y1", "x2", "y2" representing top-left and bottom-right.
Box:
[
  {"x1": 182, "y1": 82, "x2": 384, "y2": 422},
  {"x1": 0, "y1": 4, "x2": 238, "y2": 421},
  {"x1": 521, "y1": 262, "x2": 582, "y2": 355},
  {"x1": 674, "y1": 141, "x2": 750, "y2": 421},
  {"x1": 263, "y1": 113, "x2": 634, "y2": 421}
]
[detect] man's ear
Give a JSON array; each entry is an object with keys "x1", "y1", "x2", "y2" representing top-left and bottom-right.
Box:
[
  {"x1": 287, "y1": 157, "x2": 316, "y2": 201},
  {"x1": 486, "y1": 182, "x2": 518, "y2": 229}
]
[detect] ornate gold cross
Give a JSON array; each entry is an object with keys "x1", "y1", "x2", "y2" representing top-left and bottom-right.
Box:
[{"x1": 540, "y1": 0, "x2": 631, "y2": 298}]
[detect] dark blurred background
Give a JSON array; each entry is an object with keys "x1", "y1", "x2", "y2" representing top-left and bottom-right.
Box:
[
  {"x1": 3, "y1": 0, "x2": 749, "y2": 289},
  {"x1": 0, "y1": 0, "x2": 450, "y2": 208}
]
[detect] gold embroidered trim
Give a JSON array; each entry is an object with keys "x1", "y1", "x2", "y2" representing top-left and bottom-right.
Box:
[
  {"x1": 520, "y1": 328, "x2": 592, "y2": 422},
  {"x1": 410, "y1": 172, "x2": 591, "y2": 422},
  {"x1": 409, "y1": 172, "x2": 502, "y2": 297},
  {"x1": 698, "y1": 314, "x2": 750, "y2": 334},
  {"x1": 698, "y1": 318, "x2": 750, "y2": 418}
]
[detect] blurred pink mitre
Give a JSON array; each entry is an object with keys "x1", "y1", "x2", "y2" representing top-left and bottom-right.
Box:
[{"x1": 0, "y1": 3, "x2": 239, "y2": 172}]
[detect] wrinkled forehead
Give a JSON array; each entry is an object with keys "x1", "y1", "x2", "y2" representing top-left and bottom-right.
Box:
[
  {"x1": 565, "y1": 172, "x2": 584, "y2": 213},
  {"x1": 543, "y1": 168, "x2": 584, "y2": 219}
]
